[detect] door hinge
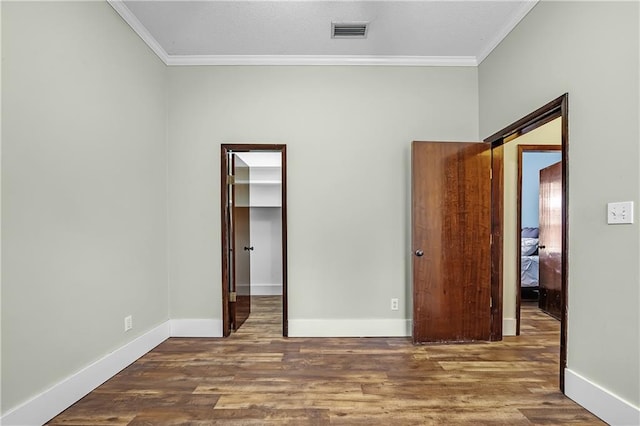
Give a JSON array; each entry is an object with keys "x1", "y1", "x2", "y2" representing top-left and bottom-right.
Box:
[
  {"x1": 490, "y1": 168, "x2": 493, "y2": 180},
  {"x1": 490, "y1": 297, "x2": 493, "y2": 308},
  {"x1": 229, "y1": 291, "x2": 237, "y2": 302},
  {"x1": 227, "y1": 175, "x2": 235, "y2": 185}
]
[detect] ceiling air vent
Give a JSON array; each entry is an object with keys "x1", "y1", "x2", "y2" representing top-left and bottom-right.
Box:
[{"x1": 331, "y1": 22, "x2": 369, "y2": 39}]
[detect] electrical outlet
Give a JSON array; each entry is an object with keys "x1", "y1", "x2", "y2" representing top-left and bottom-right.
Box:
[
  {"x1": 390, "y1": 298, "x2": 399, "y2": 311},
  {"x1": 607, "y1": 201, "x2": 634, "y2": 224},
  {"x1": 124, "y1": 315, "x2": 133, "y2": 332}
]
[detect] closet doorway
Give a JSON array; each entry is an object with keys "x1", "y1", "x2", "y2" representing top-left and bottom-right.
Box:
[{"x1": 221, "y1": 144, "x2": 288, "y2": 337}]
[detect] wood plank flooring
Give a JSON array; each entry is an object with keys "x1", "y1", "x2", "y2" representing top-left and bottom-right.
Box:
[{"x1": 48, "y1": 298, "x2": 604, "y2": 425}]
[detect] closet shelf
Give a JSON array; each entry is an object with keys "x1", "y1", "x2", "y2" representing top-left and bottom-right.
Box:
[{"x1": 234, "y1": 180, "x2": 281, "y2": 185}]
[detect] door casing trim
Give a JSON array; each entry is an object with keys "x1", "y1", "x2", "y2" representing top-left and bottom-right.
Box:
[{"x1": 485, "y1": 93, "x2": 569, "y2": 392}]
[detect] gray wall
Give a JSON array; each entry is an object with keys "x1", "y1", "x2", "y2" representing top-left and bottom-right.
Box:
[
  {"x1": 1, "y1": 2, "x2": 168, "y2": 412},
  {"x1": 167, "y1": 66, "x2": 479, "y2": 322},
  {"x1": 479, "y1": 1, "x2": 639, "y2": 406}
]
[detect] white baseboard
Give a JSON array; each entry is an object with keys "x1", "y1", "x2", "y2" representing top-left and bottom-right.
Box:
[
  {"x1": 169, "y1": 319, "x2": 223, "y2": 337},
  {"x1": 565, "y1": 368, "x2": 640, "y2": 426},
  {"x1": 288, "y1": 319, "x2": 411, "y2": 337},
  {"x1": 1, "y1": 318, "x2": 224, "y2": 425},
  {"x1": 503, "y1": 318, "x2": 517, "y2": 336},
  {"x1": 250, "y1": 283, "x2": 282, "y2": 296},
  {"x1": 1, "y1": 322, "x2": 170, "y2": 426}
]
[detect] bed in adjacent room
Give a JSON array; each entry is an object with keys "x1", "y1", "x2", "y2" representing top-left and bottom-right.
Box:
[{"x1": 521, "y1": 227, "x2": 539, "y2": 297}]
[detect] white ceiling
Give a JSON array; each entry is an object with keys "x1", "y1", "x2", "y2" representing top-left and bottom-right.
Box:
[{"x1": 109, "y1": 0, "x2": 538, "y2": 66}]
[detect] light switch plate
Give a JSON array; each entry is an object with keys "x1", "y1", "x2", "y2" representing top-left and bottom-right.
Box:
[{"x1": 607, "y1": 201, "x2": 634, "y2": 224}]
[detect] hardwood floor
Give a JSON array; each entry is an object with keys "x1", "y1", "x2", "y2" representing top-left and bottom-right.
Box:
[{"x1": 48, "y1": 297, "x2": 603, "y2": 425}]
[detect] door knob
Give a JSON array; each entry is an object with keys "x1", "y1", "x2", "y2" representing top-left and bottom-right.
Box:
[
  {"x1": 244, "y1": 246, "x2": 254, "y2": 251},
  {"x1": 415, "y1": 249, "x2": 424, "y2": 257}
]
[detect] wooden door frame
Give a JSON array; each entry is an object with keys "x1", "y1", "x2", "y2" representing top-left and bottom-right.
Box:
[
  {"x1": 221, "y1": 144, "x2": 288, "y2": 337},
  {"x1": 485, "y1": 93, "x2": 569, "y2": 392},
  {"x1": 516, "y1": 145, "x2": 562, "y2": 335}
]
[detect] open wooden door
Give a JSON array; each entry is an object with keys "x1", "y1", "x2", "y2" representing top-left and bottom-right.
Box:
[
  {"x1": 538, "y1": 161, "x2": 562, "y2": 320},
  {"x1": 412, "y1": 141, "x2": 492, "y2": 343},
  {"x1": 231, "y1": 155, "x2": 252, "y2": 331}
]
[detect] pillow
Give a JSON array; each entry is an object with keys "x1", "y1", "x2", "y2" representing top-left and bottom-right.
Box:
[
  {"x1": 521, "y1": 237, "x2": 539, "y2": 256},
  {"x1": 521, "y1": 227, "x2": 539, "y2": 238}
]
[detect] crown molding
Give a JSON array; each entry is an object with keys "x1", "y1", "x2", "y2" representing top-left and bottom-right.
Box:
[
  {"x1": 164, "y1": 54, "x2": 477, "y2": 67},
  {"x1": 477, "y1": 0, "x2": 539, "y2": 64},
  {"x1": 107, "y1": 0, "x2": 476, "y2": 67},
  {"x1": 107, "y1": 0, "x2": 170, "y2": 64},
  {"x1": 108, "y1": 0, "x2": 480, "y2": 67}
]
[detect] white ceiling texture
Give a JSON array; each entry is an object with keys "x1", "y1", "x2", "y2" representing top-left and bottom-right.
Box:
[{"x1": 109, "y1": 0, "x2": 538, "y2": 66}]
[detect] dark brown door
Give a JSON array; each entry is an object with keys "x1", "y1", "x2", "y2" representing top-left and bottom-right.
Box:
[
  {"x1": 231, "y1": 155, "x2": 251, "y2": 330},
  {"x1": 412, "y1": 141, "x2": 492, "y2": 343},
  {"x1": 538, "y1": 161, "x2": 562, "y2": 320}
]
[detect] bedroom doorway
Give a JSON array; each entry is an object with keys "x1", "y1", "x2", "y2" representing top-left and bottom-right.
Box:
[
  {"x1": 516, "y1": 144, "x2": 562, "y2": 334},
  {"x1": 221, "y1": 144, "x2": 288, "y2": 337},
  {"x1": 486, "y1": 94, "x2": 569, "y2": 391}
]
